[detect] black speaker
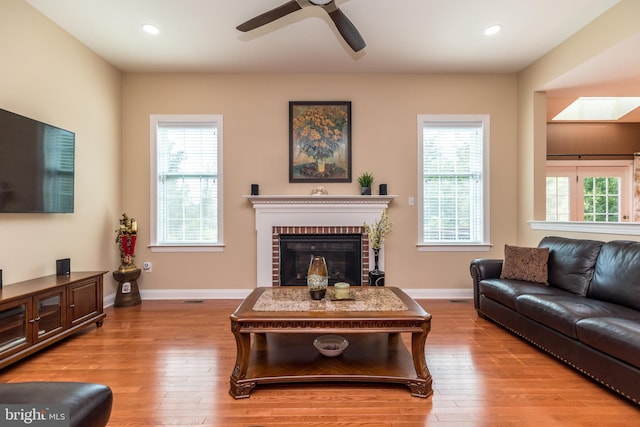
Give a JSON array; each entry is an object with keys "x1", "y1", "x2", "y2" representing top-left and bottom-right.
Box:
[
  {"x1": 251, "y1": 184, "x2": 259, "y2": 195},
  {"x1": 56, "y1": 258, "x2": 70, "y2": 276},
  {"x1": 379, "y1": 184, "x2": 388, "y2": 195}
]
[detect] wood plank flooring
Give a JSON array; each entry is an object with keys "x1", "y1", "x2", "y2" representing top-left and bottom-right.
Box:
[{"x1": 0, "y1": 298, "x2": 637, "y2": 426}]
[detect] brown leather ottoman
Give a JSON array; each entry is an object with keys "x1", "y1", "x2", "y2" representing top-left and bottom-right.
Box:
[{"x1": 0, "y1": 382, "x2": 112, "y2": 427}]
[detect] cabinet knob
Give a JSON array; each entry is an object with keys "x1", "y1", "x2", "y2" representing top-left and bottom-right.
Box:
[
  {"x1": 69, "y1": 304, "x2": 75, "y2": 308},
  {"x1": 29, "y1": 317, "x2": 41, "y2": 323}
]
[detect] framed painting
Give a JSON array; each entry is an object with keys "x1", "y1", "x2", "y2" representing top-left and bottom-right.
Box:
[{"x1": 289, "y1": 101, "x2": 352, "y2": 182}]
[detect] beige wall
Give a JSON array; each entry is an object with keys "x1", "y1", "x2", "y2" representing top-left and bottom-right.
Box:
[
  {"x1": 547, "y1": 122, "x2": 640, "y2": 159},
  {"x1": 518, "y1": 0, "x2": 640, "y2": 245},
  {"x1": 0, "y1": 1, "x2": 121, "y2": 287},
  {"x1": 122, "y1": 73, "x2": 518, "y2": 291}
]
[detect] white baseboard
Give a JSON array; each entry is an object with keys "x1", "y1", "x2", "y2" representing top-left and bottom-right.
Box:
[
  {"x1": 403, "y1": 288, "x2": 473, "y2": 300},
  {"x1": 104, "y1": 288, "x2": 473, "y2": 307}
]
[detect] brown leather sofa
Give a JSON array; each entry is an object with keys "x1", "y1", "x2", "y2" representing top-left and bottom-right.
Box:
[
  {"x1": 0, "y1": 382, "x2": 112, "y2": 427},
  {"x1": 471, "y1": 236, "x2": 640, "y2": 405}
]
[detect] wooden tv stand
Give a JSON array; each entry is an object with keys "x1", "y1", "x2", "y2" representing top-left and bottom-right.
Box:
[{"x1": 0, "y1": 271, "x2": 107, "y2": 369}]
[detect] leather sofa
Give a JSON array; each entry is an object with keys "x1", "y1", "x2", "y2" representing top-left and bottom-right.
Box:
[
  {"x1": 470, "y1": 236, "x2": 640, "y2": 405},
  {"x1": 0, "y1": 382, "x2": 112, "y2": 427}
]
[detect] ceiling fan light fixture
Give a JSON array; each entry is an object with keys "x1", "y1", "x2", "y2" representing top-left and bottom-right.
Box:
[
  {"x1": 142, "y1": 23, "x2": 160, "y2": 35},
  {"x1": 484, "y1": 24, "x2": 502, "y2": 36},
  {"x1": 236, "y1": 0, "x2": 365, "y2": 52}
]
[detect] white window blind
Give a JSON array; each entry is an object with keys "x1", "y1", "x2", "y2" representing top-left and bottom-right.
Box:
[
  {"x1": 419, "y1": 115, "x2": 489, "y2": 246},
  {"x1": 152, "y1": 115, "x2": 222, "y2": 247}
]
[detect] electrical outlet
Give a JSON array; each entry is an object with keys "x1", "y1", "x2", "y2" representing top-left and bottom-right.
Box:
[
  {"x1": 408, "y1": 196, "x2": 415, "y2": 206},
  {"x1": 143, "y1": 261, "x2": 152, "y2": 272}
]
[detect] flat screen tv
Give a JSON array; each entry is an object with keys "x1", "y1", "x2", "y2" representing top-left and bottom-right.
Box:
[{"x1": 0, "y1": 108, "x2": 75, "y2": 213}]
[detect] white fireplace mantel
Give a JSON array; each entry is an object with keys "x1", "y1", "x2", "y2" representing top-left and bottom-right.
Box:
[
  {"x1": 245, "y1": 194, "x2": 396, "y2": 205},
  {"x1": 245, "y1": 195, "x2": 396, "y2": 287}
]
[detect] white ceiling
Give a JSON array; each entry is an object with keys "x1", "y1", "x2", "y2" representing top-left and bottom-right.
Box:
[{"x1": 25, "y1": 0, "x2": 621, "y2": 76}]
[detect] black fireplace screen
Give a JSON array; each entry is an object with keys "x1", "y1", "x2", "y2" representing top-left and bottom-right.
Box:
[{"x1": 279, "y1": 234, "x2": 362, "y2": 286}]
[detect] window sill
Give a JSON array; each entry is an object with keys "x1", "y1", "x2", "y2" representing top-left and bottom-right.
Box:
[
  {"x1": 149, "y1": 244, "x2": 225, "y2": 253},
  {"x1": 529, "y1": 221, "x2": 640, "y2": 236},
  {"x1": 417, "y1": 243, "x2": 491, "y2": 252}
]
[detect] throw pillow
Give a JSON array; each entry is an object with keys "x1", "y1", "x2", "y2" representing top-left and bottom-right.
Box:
[{"x1": 500, "y1": 244, "x2": 549, "y2": 284}]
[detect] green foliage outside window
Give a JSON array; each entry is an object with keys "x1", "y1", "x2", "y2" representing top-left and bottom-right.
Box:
[{"x1": 583, "y1": 177, "x2": 620, "y2": 222}]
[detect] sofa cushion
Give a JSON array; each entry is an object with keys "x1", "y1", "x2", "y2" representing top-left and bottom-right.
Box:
[
  {"x1": 589, "y1": 240, "x2": 640, "y2": 311},
  {"x1": 500, "y1": 245, "x2": 549, "y2": 283},
  {"x1": 479, "y1": 279, "x2": 570, "y2": 310},
  {"x1": 538, "y1": 236, "x2": 602, "y2": 296},
  {"x1": 576, "y1": 317, "x2": 640, "y2": 369},
  {"x1": 515, "y1": 294, "x2": 640, "y2": 339}
]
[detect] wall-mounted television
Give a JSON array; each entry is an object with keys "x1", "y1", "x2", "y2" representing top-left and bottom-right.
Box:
[{"x1": 0, "y1": 108, "x2": 75, "y2": 213}]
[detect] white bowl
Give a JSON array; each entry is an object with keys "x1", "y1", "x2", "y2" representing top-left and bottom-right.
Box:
[{"x1": 313, "y1": 335, "x2": 349, "y2": 357}]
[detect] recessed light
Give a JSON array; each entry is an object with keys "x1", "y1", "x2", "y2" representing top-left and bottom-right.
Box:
[
  {"x1": 142, "y1": 23, "x2": 160, "y2": 35},
  {"x1": 484, "y1": 24, "x2": 502, "y2": 36}
]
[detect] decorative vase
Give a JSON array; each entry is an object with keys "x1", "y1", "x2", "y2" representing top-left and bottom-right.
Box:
[
  {"x1": 307, "y1": 255, "x2": 328, "y2": 300},
  {"x1": 118, "y1": 234, "x2": 138, "y2": 273},
  {"x1": 368, "y1": 248, "x2": 385, "y2": 286}
]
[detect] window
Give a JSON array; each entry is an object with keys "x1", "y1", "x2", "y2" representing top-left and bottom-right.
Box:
[
  {"x1": 583, "y1": 176, "x2": 621, "y2": 222},
  {"x1": 418, "y1": 115, "x2": 490, "y2": 250},
  {"x1": 150, "y1": 115, "x2": 223, "y2": 251},
  {"x1": 546, "y1": 161, "x2": 632, "y2": 222}
]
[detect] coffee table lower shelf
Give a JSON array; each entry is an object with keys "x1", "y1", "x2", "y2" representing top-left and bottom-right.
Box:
[{"x1": 229, "y1": 332, "x2": 431, "y2": 398}]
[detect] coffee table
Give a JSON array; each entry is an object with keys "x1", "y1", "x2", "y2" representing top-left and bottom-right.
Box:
[{"x1": 229, "y1": 286, "x2": 432, "y2": 398}]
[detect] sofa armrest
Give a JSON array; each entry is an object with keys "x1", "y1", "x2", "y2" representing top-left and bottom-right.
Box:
[{"x1": 470, "y1": 258, "x2": 503, "y2": 309}]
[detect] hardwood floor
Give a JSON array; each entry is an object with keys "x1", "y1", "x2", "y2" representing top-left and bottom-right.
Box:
[{"x1": 0, "y1": 298, "x2": 637, "y2": 426}]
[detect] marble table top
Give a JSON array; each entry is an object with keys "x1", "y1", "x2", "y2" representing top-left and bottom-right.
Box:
[{"x1": 252, "y1": 287, "x2": 408, "y2": 312}]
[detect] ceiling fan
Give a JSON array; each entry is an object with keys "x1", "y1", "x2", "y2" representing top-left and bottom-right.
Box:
[{"x1": 236, "y1": 0, "x2": 366, "y2": 52}]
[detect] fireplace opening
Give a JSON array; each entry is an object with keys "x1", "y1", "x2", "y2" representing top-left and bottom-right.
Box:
[{"x1": 279, "y1": 234, "x2": 362, "y2": 286}]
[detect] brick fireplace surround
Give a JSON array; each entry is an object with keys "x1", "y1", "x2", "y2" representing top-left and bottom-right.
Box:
[
  {"x1": 273, "y1": 225, "x2": 369, "y2": 286},
  {"x1": 246, "y1": 195, "x2": 395, "y2": 287}
]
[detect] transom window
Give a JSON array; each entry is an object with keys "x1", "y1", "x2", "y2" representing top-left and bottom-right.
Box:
[{"x1": 150, "y1": 115, "x2": 223, "y2": 251}]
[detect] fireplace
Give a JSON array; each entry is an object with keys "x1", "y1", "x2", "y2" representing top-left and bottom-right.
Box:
[
  {"x1": 246, "y1": 194, "x2": 394, "y2": 287},
  {"x1": 279, "y1": 233, "x2": 363, "y2": 286}
]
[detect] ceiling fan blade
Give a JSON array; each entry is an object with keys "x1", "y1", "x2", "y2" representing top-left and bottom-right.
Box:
[
  {"x1": 326, "y1": 8, "x2": 366, "y2": 52},
  {"x1": 236, "y1": 1, "x2": 303, "y2": 32}
]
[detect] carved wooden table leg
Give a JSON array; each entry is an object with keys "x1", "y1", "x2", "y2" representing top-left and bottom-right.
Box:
[
  {"x1": 229, "y1": 321, "x2": 255, "y2": 399},
  {"x1": 409, "y1": 321, "x2": 433, "y2": 398}
]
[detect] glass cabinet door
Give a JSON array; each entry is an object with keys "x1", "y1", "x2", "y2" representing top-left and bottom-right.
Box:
[
  {"x1": 34, "y1": 290, "x2": 65, "y2": 340},
  {"x1": 0, "y1": 298, "x2": 31, "y2": 356}
]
